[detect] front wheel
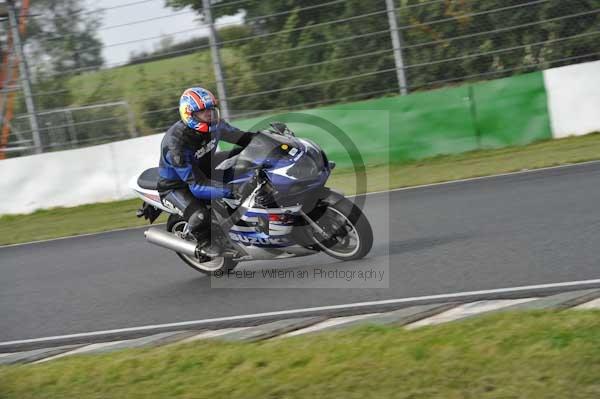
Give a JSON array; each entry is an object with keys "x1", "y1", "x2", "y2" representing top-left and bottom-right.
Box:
[
  {"x1": 309, "y1": 197, "x2": 373, "y2": 261},
  {"x1": 166, "y1": 214, "x2": 237, "y2": 275}
]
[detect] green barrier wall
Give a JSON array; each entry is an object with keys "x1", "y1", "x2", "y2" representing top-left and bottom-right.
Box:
[
  {"x1": 369, "y1": 85, "x2": 478, "y2": 162},
  {"x1": 473, "y1": 72, "x2": 552, "y2": 148},
  {"x1": 233, "y1": 71, "x2": 552, "y2": 168}
]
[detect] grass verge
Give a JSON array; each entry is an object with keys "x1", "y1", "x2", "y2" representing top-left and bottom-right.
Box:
[
  {"x1": 2, "y1": 132, "x2": 600, "y2": 246},
  {"x1": 1, "y1": 311, "x2": 599, "y2": 398}
]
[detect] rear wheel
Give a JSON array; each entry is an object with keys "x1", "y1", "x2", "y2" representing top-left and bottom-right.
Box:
[
  {"x1": 308, "y1": 197, "x2": 373, "y2": 261},
  {"x1": 166, "y1": 214, "x2": 237, "y2": 275}
]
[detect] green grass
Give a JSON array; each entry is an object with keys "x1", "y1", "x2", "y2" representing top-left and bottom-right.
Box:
[
  {"x1": 69, "y1": 51, "x2": 214, "y2": 105},
  {"x1": 1, "y1": 311, "x2": 600, "y2": 398},
  {"x1": 0, "y1": 200, "x2": 168, "y2": 245},
  {"x1": 2, "y1": 132, "x2": 600, "y2": 246},
  {"x1": 67, "y1": 49, "x2": 245, "y2": 135}
]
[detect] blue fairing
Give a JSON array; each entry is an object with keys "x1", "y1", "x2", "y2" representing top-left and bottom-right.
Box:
[
  {"x1": 229, "y1": 156, "x2": 330, "y2": 194},
  {"x1": 224, "y1": 129, "x2": 333, "y2": 248}
]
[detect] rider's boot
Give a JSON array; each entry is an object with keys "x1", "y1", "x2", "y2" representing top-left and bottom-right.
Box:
[
  {"x1": 193, "y1": 229, "x2": 222, "y2": 258},
  {"x1": 187, "y1": 209, "x2": 221, "y2": 258}
]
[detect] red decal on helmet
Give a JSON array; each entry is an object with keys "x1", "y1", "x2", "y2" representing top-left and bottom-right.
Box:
[{"x1": 186, "y1": 89, "x2": 206, "y2": 110}]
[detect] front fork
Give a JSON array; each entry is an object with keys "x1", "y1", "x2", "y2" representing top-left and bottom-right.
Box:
[
  {"x1": 299, "y1": 210, "x2": 328, "y2": 238},
  {"x1": 294, "y1": 188, "x2": 348, "y2": 248}
]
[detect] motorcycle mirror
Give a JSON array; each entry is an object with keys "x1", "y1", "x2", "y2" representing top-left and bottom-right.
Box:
[
  {"x1": 269, "y1": 122, "x2": 295, "y2": 137},
  {"x1": 269, "y1": 122, "x2": 287, "y2": 133}
]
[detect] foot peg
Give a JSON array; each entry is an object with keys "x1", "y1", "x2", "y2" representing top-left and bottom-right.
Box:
[{"x1": 196, "y1": 243, "x2": 221, "y2": 258}]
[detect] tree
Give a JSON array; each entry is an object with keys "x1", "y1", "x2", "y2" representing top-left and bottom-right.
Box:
[
  {"x1": 25, "y1": 0, "x2": 104, "y2": 75},
  {"x1": 2, "y1": 0, "x2": 105, "y2": 113},
  {"x1": 155, "y1": 35, "x2": 175, "y2": 53},
  {"x1": 165, "y1": 0, "x2": 600, "y2": 110},
  {"x1": 166, "y1": 0, "x2": 397, "y2": 110},
  {"x1": 397, "y1": 0, "x2": 600, "y2": 90}
]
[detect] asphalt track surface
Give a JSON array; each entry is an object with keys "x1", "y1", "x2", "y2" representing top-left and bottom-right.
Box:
[{"x1": 2, "y1": 162, "x2": 600, "y2": 343}]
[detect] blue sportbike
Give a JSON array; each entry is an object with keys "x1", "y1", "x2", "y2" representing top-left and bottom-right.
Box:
[{"x1": 131, "y1": 122, "x2": 373, "y2": 275}]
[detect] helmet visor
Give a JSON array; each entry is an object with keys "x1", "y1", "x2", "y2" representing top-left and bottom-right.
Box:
[{"x1": 192, "y1": 107, "x2": 220, "y2": 126}]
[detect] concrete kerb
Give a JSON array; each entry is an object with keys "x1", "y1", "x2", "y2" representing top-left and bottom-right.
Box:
[{"x1": 3, "y1": 294, "x2": 600, "y2": 365}]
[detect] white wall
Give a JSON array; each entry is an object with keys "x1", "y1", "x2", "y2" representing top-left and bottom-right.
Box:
[
  {"x1": 110, "y1": 133, "x2": 164, "y2": 198},
  {"x1": 544, "y1": 60, "x2": 600, "y2": 139},
  {"x1": 0, "y1": 133, "x2": 164, "y2": 215}
]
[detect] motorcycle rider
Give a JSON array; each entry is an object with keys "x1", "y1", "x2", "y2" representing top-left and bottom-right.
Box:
[{"x1": 157, "y1": 87, "x2": 255, "y2": 257}]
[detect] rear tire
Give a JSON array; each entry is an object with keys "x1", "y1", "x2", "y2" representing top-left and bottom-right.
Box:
[
  {"x1": 166, "y1": 214, "x2": 237, "y2": 276},
  {"x1": 309, "y1": 197, "x2": 373, "y2": 261}
]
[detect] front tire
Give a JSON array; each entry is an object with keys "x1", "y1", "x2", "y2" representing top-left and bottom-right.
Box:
[
  {"x1": 309, "y1": 197, "x2": 373, "y2": 261},
  {"x1": 166, "y1": 214, "x2": 237, "y2": 275}
]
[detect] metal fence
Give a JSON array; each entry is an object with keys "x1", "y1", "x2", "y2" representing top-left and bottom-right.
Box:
[
  {"x1": 1, "y1": 0, "x2": 599, "y2": 157},
  {"x1": 9, "y1": 101, "x2": 136, "y2": 153}
]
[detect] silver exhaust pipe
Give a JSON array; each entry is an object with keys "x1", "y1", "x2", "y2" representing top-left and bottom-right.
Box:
[{"x1": 144, "y1": 228, "x2": 197, "y2": 257}]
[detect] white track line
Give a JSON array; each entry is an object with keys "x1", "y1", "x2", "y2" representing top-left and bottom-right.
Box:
[
  {"x1": 2, "y1": 278, "x2": 599, "y2": 347},
  {"x1": 3, "y1": 159, "x2": 600, "y2": 249}
]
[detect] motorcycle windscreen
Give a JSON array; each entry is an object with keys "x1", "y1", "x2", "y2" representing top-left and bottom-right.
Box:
[{"x1": 236, "y1": 132, "x2": 301, "y2": 168}]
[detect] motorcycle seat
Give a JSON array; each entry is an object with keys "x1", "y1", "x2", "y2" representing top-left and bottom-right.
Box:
[{"x1": 137, "y1": 167, "x2": 160, "y2": 190}]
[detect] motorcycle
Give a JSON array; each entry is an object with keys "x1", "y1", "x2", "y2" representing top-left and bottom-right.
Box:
[{"x1": 130, "y1": 122, "x2": 373, "y2": 275}]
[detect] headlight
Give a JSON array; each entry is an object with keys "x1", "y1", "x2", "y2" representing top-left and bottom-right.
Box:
[
  {"x1": 287, "y1": 154, "x2": 320, "y2": 179},
  {"x1": 270, "y1": 139, "x2": 325, "y2": 180}
]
